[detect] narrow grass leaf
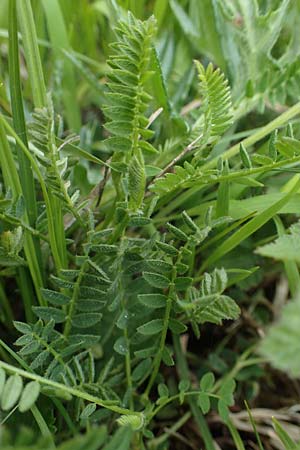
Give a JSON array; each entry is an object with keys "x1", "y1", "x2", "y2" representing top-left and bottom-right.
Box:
[{"x1": 202, "y1": 177, "x2": 300, "y2": 270}]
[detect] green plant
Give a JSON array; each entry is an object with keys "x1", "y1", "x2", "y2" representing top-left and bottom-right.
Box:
[{"x1": 1, "y1": 1, "x2": 300, "y2": 448}]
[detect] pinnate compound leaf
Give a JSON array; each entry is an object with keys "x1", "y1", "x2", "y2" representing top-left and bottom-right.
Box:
[
  {"x1": 187, "y1": 294, "x2": 240, "y2": 325},
  {"x1": 195, "y1": 60, "x2": 233, "y2": 139}
]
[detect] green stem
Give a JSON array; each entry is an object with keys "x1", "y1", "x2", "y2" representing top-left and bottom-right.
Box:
[
  {"x1": 63, "y1": 261, "x2": 88, "y2": 338},
  {"x1": 173, "y1": 334, "x2": 216, "y2": 450},
  {"x1": 124, "y1": 324, "x2": 133, "y2": 410},
  {"x1": 204, "y1": 101, "x2": 300, "y2": 170},
  {"x1": 144, "y1": 268, "x2": 176, "y2": 397},
  {"x1": 0, "y1": 361, "x2": 137, "y2": 416}
]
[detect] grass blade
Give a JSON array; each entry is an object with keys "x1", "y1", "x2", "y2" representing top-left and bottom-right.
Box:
[
  {"x1": 201, "y1": 176, "x2": 300, "y2": 271},
  {"x1": 41, "y1": 0, "x2": 81, "y2": 131},
  {"x1": 0, "y1": 120, "x2": 44, "y2": 311},
  {"x1": 17, "y1": 0, "x2": 47, "y2": 108}
]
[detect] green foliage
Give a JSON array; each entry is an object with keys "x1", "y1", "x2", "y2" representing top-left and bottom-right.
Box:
[
  {"x1": 195, "y1": 60, "x2": 233, "y2": 141},
  {"x1": 0, "y1": 368, "x2": 40, "y2": 412},
  {"x1": 179, "y1": 268, "x2": 240, "y2": 327},
  {"x1": 1, "y1": 1, "x2": 300, "y2": 449},
  {"x1": 256, "y1": 221, "x2": 300, "y2": 262},
  {"x1": 260, "y1": 296, "x2": 300, "y2": 377}
]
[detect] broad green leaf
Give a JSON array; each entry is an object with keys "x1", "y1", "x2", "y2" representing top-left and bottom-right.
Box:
[
  {"x1": 13, "y1": 321, "x2": 31, "y2": 334},
  {"x1": 161, "y1": 346, "x2": 175, "y2": 366},
  {"x1": 218, "y1": 399, "x2": 230, "y2": 422},
  {"x1": 137, "y1": 319, "x2": 164, "y2": 335},
  {"x1": 197, "y1": 392, "x2": 210, "y2": 414},
  {"x1": 113, "y1": 336, "x2": 128, "y2": 355},
  {"x1": 155, "y1": 240, "x2": 178, "y2": 255},
  {"x1": 143, "y1": 272, "x2": 170, "y2": 288},
  {"x1": 131, "y1": 358, "x2": 152, "y2": 382},
  {"x1": 158, "y1": 383, "x2": 169, "y2": 398},
  {"x1": 200, "y1": 372, "x2": 215, "y2": 391},
  {"x1": 219, "y1": 379, "x2": 236, "y2": 405},
  {"x1": 19, "y1": 340, "x2": 40, "y2": 356},
  {"x1": 32, "y1": 306, "x2": 66, "y2": 323},
  {"x1": 72, "y1": 313, "x2": 102, "y2": 328},
  {"x1": 41, "y1": 289, "x2": 70, "y2": 306},
  {"x1": 260, "y1": 297, "x2": 300, "y2": 377},
  {"x1": 80, "y1": 403, "x2": 97, "y2": 420},
  {"x1": 146, "y1": 259, "x2": 173, "y2": 273},
  {"x1": 256, "y1": 222, "x2": 300, "y2": 262},
  {"x1": 1, "y1": 374, "x2": 23, "y2": 410},
  {"x1": 19, "y1": 381, "x2": 40, "y2": 412},
  {"x1": 138, "y1": 293, "x2": 167, "y2": 308},
  {"x1": 168, "y1": 318, "x2": 187, "y2": 334},
  {"x1": 174, "y1": 276, "x2": 193, "y2": 291}
]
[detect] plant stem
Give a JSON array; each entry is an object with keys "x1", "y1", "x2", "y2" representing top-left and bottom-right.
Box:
[
  {"x1": 63, "y1": 261, "x2": 88, "y2": 338},
  {"x1": 0, "y1": 360, "x2": 138, "y2": 416},
  {"x1": 204, "y1": 100, "x2": 300, "y2": 170},
  {"x1": 144, "y1": 268, "x2": 176, "y2": 397},
  {"x1": 173, "y1": 334, "x2": 216, "y2": 450}
]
